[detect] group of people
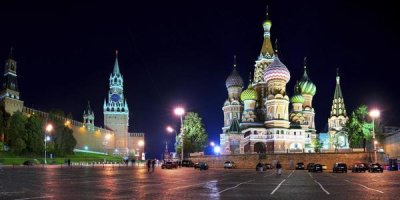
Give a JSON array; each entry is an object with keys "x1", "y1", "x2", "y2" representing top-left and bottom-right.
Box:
[{"x1": 146, "y1": 159, "x2": 156, "y2": 173}]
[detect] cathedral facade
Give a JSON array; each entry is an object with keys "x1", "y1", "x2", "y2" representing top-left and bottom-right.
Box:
[
  {"x1": 0, "y1": 49, "x2": 145, "y2": 158},
  {"x1": 220, "y1": 10, "x2": 317, "y2": 154}
]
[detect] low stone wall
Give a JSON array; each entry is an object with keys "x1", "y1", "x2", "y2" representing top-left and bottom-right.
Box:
[{"x1": 191, "y1": 152, "x2": 384, "y2": 170}]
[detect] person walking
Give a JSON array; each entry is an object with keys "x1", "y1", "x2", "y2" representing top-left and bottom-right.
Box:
[
  {"x1": 67, "y1": 159, "x2": 71, "y2": 167},
  {"x1": 151, "y1": 159, "x2": 155, "y2": 172},
  {"x1": 147, "y1": 159, "x2": 151, "y2": 173},
  {"x1": 276, "y1": 161, "x2": 282, "y2": 175}
]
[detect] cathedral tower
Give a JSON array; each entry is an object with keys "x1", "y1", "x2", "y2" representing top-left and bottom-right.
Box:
[
  {"x1": 263, "y1": 44, "x2": 291, "y2": 129},
  {"x1": 253, "y1": 7, "x2": 275, "y2": 120},
  {"x1": 83, "y1": 101, "x2": 95, "y2": 132},
  {"x1": 103, "y1": 50, "x2": 129, "y2": 154},
  {"x1": 222, "y1": 56, "x2": 243, "y2": 128},
  {"x1": 0, "y1": 47, "x2": 24, "y2": 114},
  {"x1": 240, "y1": 74, "x2": 258, "y2": 122},
  {"x1": 298, "y1": 58, "x2": 316, "y2": 131}
]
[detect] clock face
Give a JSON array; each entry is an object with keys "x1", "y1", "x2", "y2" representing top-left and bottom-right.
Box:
[{"x1": 111, "y1": 93, "x2": 120, "y2": 102}]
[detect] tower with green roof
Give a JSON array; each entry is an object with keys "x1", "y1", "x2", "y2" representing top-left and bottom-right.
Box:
[
  {"x1": 328, "y1": 69, "x2": 349, "y2": 149},
  {"x1": 298, "y1": 58, "x2": 316, "y2": 131},
  {"x1": 241, "y1": 74, "x2": 258, "y2": 122}
]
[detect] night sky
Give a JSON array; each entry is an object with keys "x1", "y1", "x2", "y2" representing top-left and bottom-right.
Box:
[{"x1": 1, "y1": 1, "x2": 399, "y2": 159}]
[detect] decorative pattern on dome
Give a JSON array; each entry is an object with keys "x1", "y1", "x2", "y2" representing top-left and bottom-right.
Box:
[
  {"x1": 298, "y1": 58, "x2": 316, "y2": 96},
  {"x1": 263, "y1": 55, "x2": 290, "y2": 83},
  {"x1": 226, "y1": 56, "x2": 244, "y2": 88},
  {"x1": 290, "y1": 82, "x2": 304, "y2": 104},
  {"x1": 240, "y1": 84, "x2": 258, "y2": 101}
]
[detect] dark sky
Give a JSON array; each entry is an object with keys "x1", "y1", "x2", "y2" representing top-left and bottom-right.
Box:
[{"x1": 1, "y1": 0, "x2": 399, "y2": 159}]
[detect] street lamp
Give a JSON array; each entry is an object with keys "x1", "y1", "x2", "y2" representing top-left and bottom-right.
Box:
[
  {"x1": 166, "y1": 126, "x2": 178, "y2": 151},
  {"x1": 174, "y1": 107, "x2": 185, "y2": 161},
  {"x1": 214, "y1": 146, "x2": 221, "y2": 155},
  {"x1": 210, "y1": 141, "x2": 215, "y2": 147},
  {"x1": 44, "y1": 123, "x2": 53, "y2": 164},
  {"x1": 369, "y1": 109, "x2": 380, "y2": 163}
]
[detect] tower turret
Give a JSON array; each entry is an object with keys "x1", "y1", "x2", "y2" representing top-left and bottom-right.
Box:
[
  {"x1": 240, "y1": 73, "x2": 258, "y2": 122},
  {"x1": 263, "y1": 41, "x2": 290, "y2": 128},
  {"x1": 298, "y1": 57, "x2": 316, "y2": 130},
  {"x1": 83, "y1": 101, "x2": 95, "y2": 131},
  {"x1": 328, "y1": 68, "x2": 348, "y2": 131},
  {"x1": 222, "y1": 56, "x2": 244, "y2": 128},
  {"x1": 0, "y1": 47, "x2": 24, "y2": 114},
  {"x1": 103, "y1": 50, "x2": 129, "y2": 155}
]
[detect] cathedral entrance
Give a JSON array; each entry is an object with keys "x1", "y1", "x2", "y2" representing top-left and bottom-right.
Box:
[{"x1": 254, "y1": 142, "x2": 266, "y2": 154}]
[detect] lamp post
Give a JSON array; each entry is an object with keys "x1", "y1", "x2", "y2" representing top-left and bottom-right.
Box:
[
  {"x1": 44, "y1": 124, "x2": 53, "y2": 164},
  {"x1": 369, "y1": 109, "x2": 380, "y2": 163},
  {"x1": 174, "y1": 107, "x2": 185, "y2": 161},
  {"x1": 166, "y1": 126, "x2": 178, "y2": 152}
]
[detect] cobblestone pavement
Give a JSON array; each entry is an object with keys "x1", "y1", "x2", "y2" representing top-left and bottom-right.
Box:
[{"x1": 0, "y1": 165, "x2": 399, "y2": 199}]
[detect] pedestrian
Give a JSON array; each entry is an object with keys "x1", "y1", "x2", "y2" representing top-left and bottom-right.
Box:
[
  {"x1": 67, "y1": 159, "x2": 71, "y2": 167},
  {"x1": 276, "y1": 161, "x2": 282, "y2": 175},
  {"x1": 147, "y1": 159, "x2": 151, "y2": 173},
  {"x1": 151, "y1": 159, "x2": 155, "y2": 172}
]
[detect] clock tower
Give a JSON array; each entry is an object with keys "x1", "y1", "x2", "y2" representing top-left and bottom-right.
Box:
[
  {"x1": 0, "y1": 47, "x2": 24, "y2": 114},
  {"x1": 103, "y1": 50, "x2": 129, "y2": 155}
]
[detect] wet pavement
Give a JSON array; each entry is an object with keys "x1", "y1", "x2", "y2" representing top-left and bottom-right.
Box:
[{"x1": 0, "y1": 165, "x2": 399, "y2": 199}]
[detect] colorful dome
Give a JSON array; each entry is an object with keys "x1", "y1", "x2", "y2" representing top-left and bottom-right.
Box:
[
  {"x1": 240, "y1": 84, "x2": 258, "y2": 101},
  {"x1": 290, "y1": 94, "x2": 304, "y2": 104},
  {"x1": 291, "y1": 82, "x2": 304, "y2": 104},
  {"x1": 298, "y1": 66, "x2": 316, "y2": 96},
  {"x1": 263, "y1": 55, "x2": 290, "y2": 83},
  {"x1": 225, "y1": 68, "x2": 244, "y2": 88}
]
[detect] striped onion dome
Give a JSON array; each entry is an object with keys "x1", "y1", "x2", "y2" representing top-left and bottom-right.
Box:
[
  {"x1": 298, "y1": 65, "x2": 316, "y2": 96},
  {"x1": 290, "y1": 82, "x2": 304, "y2": 104},
  {"x1": 240, "y1": 84, "x2": 258, "y2": 101},
  {"x1": 263, "y1": 55, "x2": 290, "y2": 83}
]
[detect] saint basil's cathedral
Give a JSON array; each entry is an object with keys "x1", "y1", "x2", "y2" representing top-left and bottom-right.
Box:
[{"x1": 220, "y1": 9, "x2": 349, "y2": 154}]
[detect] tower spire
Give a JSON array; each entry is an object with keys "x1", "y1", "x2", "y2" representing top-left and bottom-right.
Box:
[
  {"x1": 9, "y1": 46, "x2": 14, "y2": 59},
  {"x1": 330, "y1": 68, "x2": 346, "y2": 117},
  {"x1": 113, "y1": 49, "x2": 120, "y2": 75},
  {"x1": 233, "y1": 55, "x2": 237, "y2": 69},
  {"x1": 275, "y1": 38, "x2": 279, "y2": 54}
]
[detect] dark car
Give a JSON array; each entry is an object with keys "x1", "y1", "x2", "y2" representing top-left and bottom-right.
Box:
[
  {"x1": 296, "y1": 162, "x2": 305, "y2": 170},
  {"x1": 23, "y1": 159, "x2": 40, "y2": 166},
  {"x1": 161, "y1": 161, "x2": 177, "y2": 169},
  {"x1": 310, "y1": 164, "x2": 323, "y2": 172},
  {"x1": 182, "y1": 160, "x2": 194, "y2": 167},
  {"x1": 351, "y1": 163, "x2": 368, "y2": 173},
  {"x1": 198, "y1": 162, "x2": 209, "y2": 170},
  {"x1": 194, "y1": 162, "x2": 200, "y2": 169},
  {"x1": 368, "y1": 163, "x2": 383, "y2": 173},
  {"x1": 333, "y1": 163, "x2": 348, "y2": 173},
  {"x1": 307, "y1": 163, "x2": 315, "y2": 172}
]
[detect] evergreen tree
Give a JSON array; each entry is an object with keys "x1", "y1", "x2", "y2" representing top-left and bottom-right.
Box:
[
  {"x1": 25, "y1": 114, "x2": 44, "y2": 155},
  {"x1": 6, "y1": 112, "x2": 28, "y2": 155},
  {"x1": 49, "y1": 113, "x2": 76, "y2": 156},
  {"x1": 176, "y1": 112, "x2": 208, "y2": 157},
  {"x1": 345, "y1": 105, "x2": 373, "y2": 148}
]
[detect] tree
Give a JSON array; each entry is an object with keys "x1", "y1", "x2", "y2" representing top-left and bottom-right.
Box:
[
  {"x1": 6, "y1": 112, "x2": 28, "y2": 155},
  {"x1": 49, "y1": 113, "x2": 77, "y2": 156},
  {"x1": 25, "y1": 115, "x2": 44, "y2": 155},
  {"x1": 0, "y1": 107, "x2": 11, "y2": 149},
  {"x1": 176, "y1": 112, "x2": 208, "y2": 157},
  {"x1": 311, "y1": 137, "x2": 323, "y2": 153},
  {"x1": 345, "y1": 105, "x2": 373, "y2": 148}
]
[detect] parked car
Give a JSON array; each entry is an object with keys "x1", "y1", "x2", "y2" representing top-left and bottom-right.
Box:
[
  {"x1": 333, "y1": 163, "x2": 348, "y2": 173},
  {"x1": 368, "y1": 163, "x2": 383, "y2": 173},
  {"x1": 198, "y1": 162, "x2": 209, "y2": 170},
  {"x1": 181, "y1": 160, "x2": 194, "y2": 167},
  {"x1": 321, "y1": 164, "x2": 327, "y2": 170},
  {"x1": 351, "y1": 163, "x2": 368, "y2": 173},
  {"x1": 23, "y1": 159, "x2": 40, "y2": 166},
  {"x1": 224, "y1": 161, "x2": 236, "y2": 169},
  {"x1": 310, "y1": 164, "x2": 323, "y2": 172},
  {"x1": 307, "y1": 163, "x2": 315, "y2": 172},
  {"x1": 296, "y1": 162, "x2": 305, "y2": 170},
  {"x1": 194, "y1": 162, "x2": 200, "y2": 169},
  {"x1": 161, "y1": 161, "x2": 177, "y2": 169}
]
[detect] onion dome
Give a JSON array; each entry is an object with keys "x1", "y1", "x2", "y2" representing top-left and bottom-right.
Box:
[
  {"x1": 263, "y1": 54, "x2": 290, "y2": 83},
  {"x1": 298, "y1": 57, "x2": 316, "y2": 96},
  {"x1": 225, "y1": 56, "x2": 244, "y2": 88},
  {"x1": 240, "y1": 84, "x2": 258, "y2": 101},
  {"x1": 290, "y1": 82, "x2": 304, "y2": 104}
]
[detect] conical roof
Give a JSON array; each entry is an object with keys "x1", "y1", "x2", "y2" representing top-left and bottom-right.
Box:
[{"x1": 330, "y1": 69, "x2": 347, "y2": 117}]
